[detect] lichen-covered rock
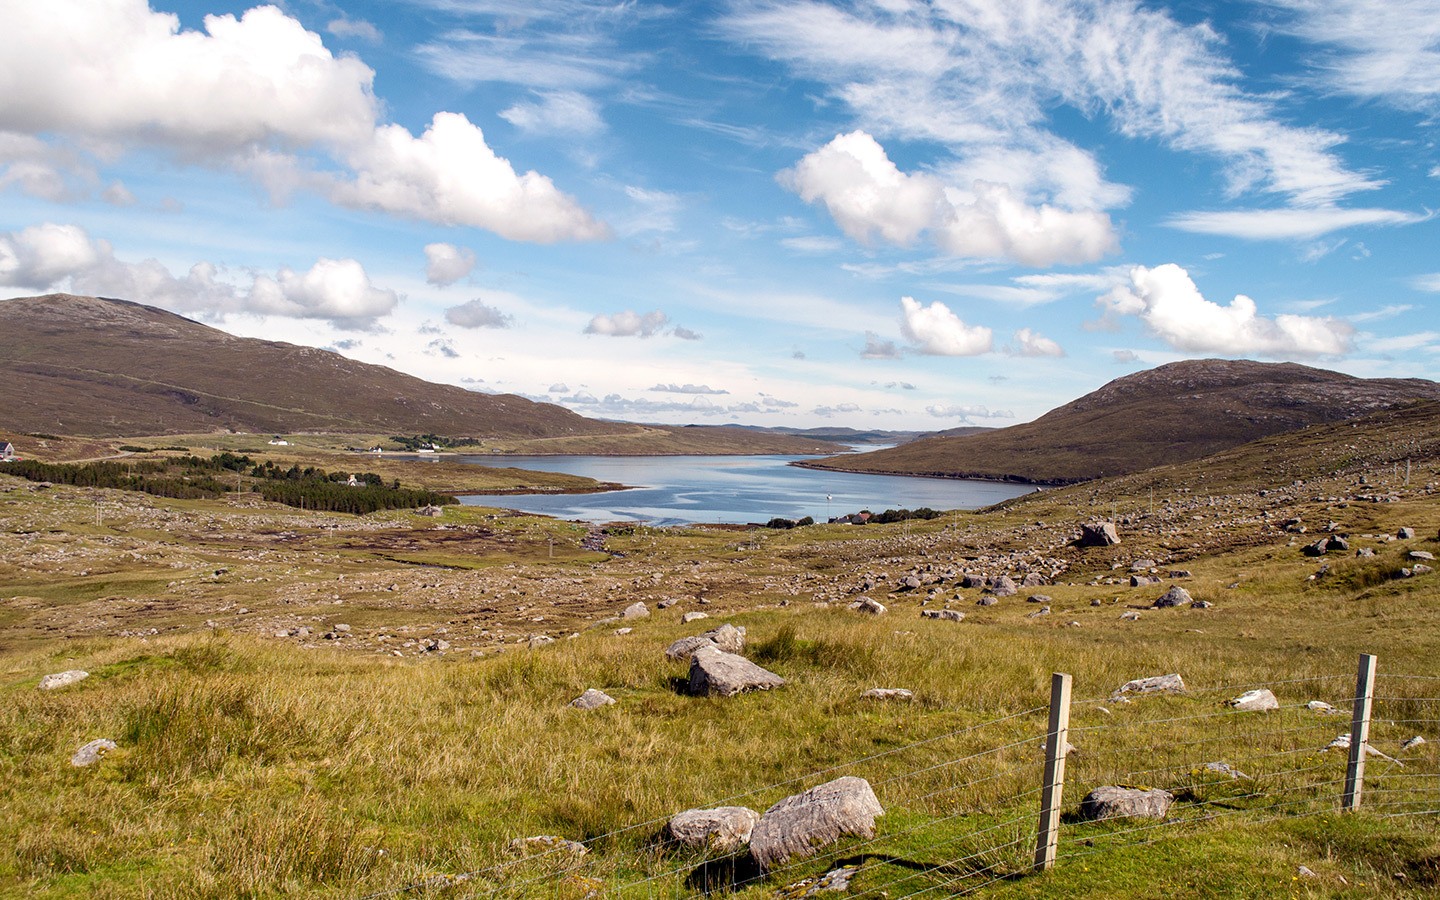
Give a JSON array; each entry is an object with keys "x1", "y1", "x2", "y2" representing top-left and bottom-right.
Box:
[
  {"x1": 667, "y1": 806, "x2": 760, "y2": 853},
  {"x1": 570, "y1": 689, "x2": 616, "y2": 710},
  {"x1": 39, "y1": 670, "x2": 88, "y2": 690},
  {"x1": 688, "y1": 646, "x2": 784, "y2": 697},
  {"x1": 71, "y1": 738, "x2": 116, "y2": 767},
  {"x1": 750, "y1": 776, "x2": 884, "y2": 870},
  {"x1": 1228, "y1": 688, "x2": 1279, "y2": 712},
  {"x1": 1078, "y1": 786, "x2": 1174, "y2": 821}
]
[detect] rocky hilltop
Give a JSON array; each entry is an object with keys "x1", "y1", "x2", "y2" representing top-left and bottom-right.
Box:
[{"x1": 804, "y1": 359, "x2": 1440, "y2": 484}]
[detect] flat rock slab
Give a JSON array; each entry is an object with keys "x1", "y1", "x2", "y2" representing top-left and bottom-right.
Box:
[
  {"x1": 1113, "y1": 673, "x2": 1185, "y2": 700},
  {"x1": 71, "y1": 738, "x2": 116, "y2": 767},
  {"x1": 667, "y1": 806, "x2": 760, "y2": 853},
  {"x1": 688, "y1": 646, "x2": 784, "y2": 697},
  {"x1": 1079, "y1": 786, "x2": 1175, "y2": 821},
  {"x1": 750, "y1": 776, "x2": 883, "y2": 871},
  {"x1": 1228, "y1": 688, "x2": 1279, "y2": 711},
  {"x1": 861, "y1": 688, "x2": 914, "y2": 701},
  {"x1": 40, "y1": 670, "x2": 88, "y2": 690},
  {"x1": 921, "y1": 609, "x2": 964, "y2": 622},
  {"x1": 570, "y1": 689, "x2": 616, "y2": 710}
]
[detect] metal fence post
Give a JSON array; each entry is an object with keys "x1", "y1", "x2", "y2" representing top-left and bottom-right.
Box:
[
  {"x1": 1034, "y1": 672, "x2": 1072, "y2": 871},
  {"x1": 1343, "y1": 653, "x2": 1377, "y2": 811}
]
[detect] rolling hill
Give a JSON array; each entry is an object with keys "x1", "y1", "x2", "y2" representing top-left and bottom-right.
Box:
[
  {"x1": 803, "y1": 359, "x2": 1440, "y2": 484},
  {"x1": 0, "y1": 293, "x2": 837, "y2": 453}
]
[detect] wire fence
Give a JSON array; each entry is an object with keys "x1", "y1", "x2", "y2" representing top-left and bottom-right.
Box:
[{"x1": 358, "y1": 660, "x2": 1439, "y2": 898}]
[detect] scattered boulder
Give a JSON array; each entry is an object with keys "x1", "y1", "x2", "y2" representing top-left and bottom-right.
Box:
[
  {"x1": 1130, "y1": 559, "x2": 1158, "y2": 571},
  {"x1": 1152, "y1": 586, "x2": 1193, "y2": 608},
  {"x1": 688, "y1": 646, "x2": 784, "y2": 697},
  {"x1": 1168, "y1": 569, "x2": 1193, "y2": 579},
  {"x1": 1079, "y1": 521, "x2": 1121, "y2": 547},
  {"x1": 1307, "y1": 700, "x2": 1341, "y2": 715},
  {"x1": 1228, "y1": 689, "x2": 1279, "y2": 712},
  {"x1": 39, "y1": 670, "x2": 89, "y2": 690},
  {"x1": 1120, "y1": 610, "x2": 1141, "y2": 621},
  {"x1": 1113, "y1": 673, "x2": 1184, "y2": 700},
  {"x1": 861, "y1": 688, "x2": 914, "y2": 701},
  {"x1": 1329, "y1": 536, "x2": 1350, "y2": 552},
  {"x1": 976, "y1": 596, "x2": 998, "y2": 607},
  {"x1": 1398, "y1": 527, "x2": 1415, "y2": 540},
  {"x1": 1078, "y1": 786, "x2": 1174, "y2": 821},
  {"x1": 622, "y1": 602, "x2": 650, "y2": 620},
  {"x1": 1130, "y1": 574, "x2": 1161, "y2": 587},
  {"x1": 527, "y1": 635, "x2": 556, "y2": 649},
  {"x1": 1026, "y1": 606, "x2": 1051, "y2": 618},
  {"x1": 1190, "y1": 599, "x2": 1213, "y2": 609},
  {"x1": 1021, "y1": 573, "x2": 1049, "y2": 587},
  {"x1": 667, "y1": 806, "x2": 761, "y2": 853},
  {"x1": 665, "y1": 624, "x2": 747, "y2": 661},
  {"x1": 1026, "y1": 594, "x2": 1052, "y2": 604},
  {"x1": 959, "y1": 574, "x2": 986, "y2": 589},
  {"x1": 70, "y1": 738, "x2": 116, "y2": 767},
  {"x1": 1402, "y1": 736, "x2": 1427, "y2": 750},
  {"x1": 921, "y1": 609, "x2": 964, "y2": 622},
  {"x1": 681, "y1": 611, "x2": 709, "y2": 624},
  {"x1": 898, "y1": 575, "x2": 922, "y2": 591},
  {"x1": 1302, "y1": 538, "x2": 1331, "y2": 557},
  {"x1": 1409, "y1": 550, "x2": 1435, "y2": 561},
  {"x1": 570, "y1": 689, "x2": 616, "y2": 710},
  {"x1": 749, "y1": 776, "x2": 883, "y2": 871},
  {"x1": 849, "y1": 597, "x2": 887, "y2": 615},
  {"x1": 987, "y1": 575, "x2": 1018, "y2": 597},
  {"x1": 783, "y1": 866, "x2": 861, "y2": 897},
  {"x1": 1355, "y1": 547, "x2": 1375, "y2": 558},
  {"x1": 416, "y1": 504, "x2": 444, "y2": 517}
]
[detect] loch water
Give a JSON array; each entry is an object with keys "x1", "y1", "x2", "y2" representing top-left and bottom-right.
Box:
[{"x1": 455, "y1": 453, "x2": 1035, "y2": 526}]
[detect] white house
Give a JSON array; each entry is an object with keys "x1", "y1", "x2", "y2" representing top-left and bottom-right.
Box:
[{"x1": 0, "y1": 441, "x2": 14, "y2": 461}]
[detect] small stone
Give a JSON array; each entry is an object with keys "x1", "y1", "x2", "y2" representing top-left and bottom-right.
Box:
[
  {"x1": 1027, "y1": 594, "x2": 1052, "y2": 603},
  {"x1": 527, "y1": 635, "x2": 555, "y2": 649},
  {"x1": 1190, "y1": 599, "x2": 1213, "y2": 609},
  {"x1": 861, "y1": 688, "x2": 914, "y2": 701},
  {"x1": 70, "y1": 738, "x2": 116, "y2": 767},
  {"x1": 1120, "y1": 610, "x2": 1141, "y2": 620},
  {"x1": 1408, "y1": 550, "x2": 1434, "y2": 561},
  {"x1": 1113, "y1": 673, "x2": 1184, "y2": 699},
  {"x1": 570, "y1": 689, "x2": 616, "y2": 710},
  {"x1": 921, "y1": 609, "x2": 964, "y2": 622},
  {"x1": 681, "y1": 611, "x2": 709, "y2": 624},
  {"x1": 1202, "y1": 761, "x2": 1248, "y2": 779},
  {"x1": 622, "y1": 602, "x2": 650, "y2": 619},
  {"x1": 1228, "y1": 688, "x2": 1279, "y2": 712},
  {"x1": 614, "y1": 627, "x2": 633, "y2": 635},
  {"x1": 333, "y1": 623, "x2": 351, "y2": 632},
  {"x1": 1297, "y1": 866, "x2": 1319, "y2": 879},
  {"x1": 39, "y1": 670, "x2": 89, "y2": 690},
  {"x1": 1307, "y1": 700, "x2": 1339, "y2": 714},
  {"x1": 976, "y1": 596, "x2": 998, "y2": 607},
  {"x1": 1130, "y1": 574, "x2": 1161, "y2": 587},
  {"x1": 508, "y1": 835, "x2": 587, "y2": 859},
  {"x1": 1401, "y1": 735, "x2": 1427, "y2": 750},
  {"x1": 1026, "y1": 606, "x2": 1051, "y2": 618},
  {"x1": 1397, "y1": 527, "x2": 1415, "y2": 540}
]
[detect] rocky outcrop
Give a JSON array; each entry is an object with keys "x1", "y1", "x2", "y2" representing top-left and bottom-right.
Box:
[{"x1": 688, "y1": 646, "x2": 784, "y2": 697}]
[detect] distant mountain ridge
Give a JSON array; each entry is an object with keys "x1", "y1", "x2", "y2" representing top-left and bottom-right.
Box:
[
  {"x1": 0, "y1": 294, "x2": 835, "y2": 454},
  {"x1": 803, "y1": 359, "x2": 1440, "y2": 484}
]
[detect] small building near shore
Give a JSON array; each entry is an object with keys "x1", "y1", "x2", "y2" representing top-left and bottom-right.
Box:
[{"x1": 0, "y1": 441, "x2": 15, "y2": 461}]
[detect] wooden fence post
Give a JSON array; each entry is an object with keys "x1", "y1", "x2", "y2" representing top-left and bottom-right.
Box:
[
  {"x1": 1342, "y1": 653, "x2": 1377, "y2": 811},
  {"x1": 1034, "y1": 672, "x2": 1072, "y2": 872}
]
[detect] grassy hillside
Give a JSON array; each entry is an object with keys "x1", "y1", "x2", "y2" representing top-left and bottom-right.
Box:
[
  {"x1": 805, "y1": 359, "x2": 1440, "y2": 484},
  {"x1": 1, "y1": 395, "x2": 1438, "y2": 897}
]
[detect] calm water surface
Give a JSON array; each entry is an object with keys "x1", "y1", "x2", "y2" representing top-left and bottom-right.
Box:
[{"x1": 456, "y1": 454, "x2": 1034, "y2": 525}]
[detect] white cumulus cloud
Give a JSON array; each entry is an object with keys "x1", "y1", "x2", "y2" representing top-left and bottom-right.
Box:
[
  {"x1": 1100, "y1": 263, "x2": 1354, "y2": 357},
  {"x1": 444, "y1": 298, "x2": 512, "y2": 329},
  {"x1": 1009, "y1": 328, "x2": 1065, "y2": 358},
  {"x1": 584, "y1": 309, "x2": 670, "y2": 337},
  {"x1": 782, "y1": 132, "x2": 1117, "y2": 266},
  {"x1": 424, "y1": 242, "x2": 477, "y2": 286},
  {"x1": 0, "y1": 223, "x2": 107, "y2": 287},
  {"x1": 245, "y1": 258, "x2": 398, "y2": 325},
  {"x1": 333, "y1": 113, "x2": 608, "y2": 242},
  {"x1": 899, "y1": 296, "x2": 993, "y2": 356}
]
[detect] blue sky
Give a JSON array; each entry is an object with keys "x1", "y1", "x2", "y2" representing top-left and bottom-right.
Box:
[{"x1": 1, "y1": 0, "x2": 1437, "y2": 430}]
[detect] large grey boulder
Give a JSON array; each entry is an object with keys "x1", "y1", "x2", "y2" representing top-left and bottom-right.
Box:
[
  {"x1": 39, "y1": 670, "x2": 89, "y2": 690},
  {"x1": 749, "y1": 776, "x2": 884, "y2": 870},
  {"x1": 667, "y1": 806, "x2": 760, "y2": 853},
  {"x1": 688, "y1": 646, "x2": 784, "y2": 697},
  {"x1": 622, "y1": 602, "x2": 650, "y2": 619},
  {"x1": 1228, "y1": 688, "x2": 1279, "y2": 711},
  {"x1": 850, "y1": 597, "x2": 886, "y2": 615},
  {"x1": 987, "y1": 575, "x2": 1018, "y2": 597},
  {"x1": 1079, "y1": 521, "x2": 1121, "y2": 547},
  {"x1": 1079, "y1": 786, "x2": 1174, "y2": 821},
  {"x1": 1152, "y1": 586, "x2": 1193, "y2": 608},
  {"x1": 70, "y1": 738, "x2": 116, "y2": 767}
]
